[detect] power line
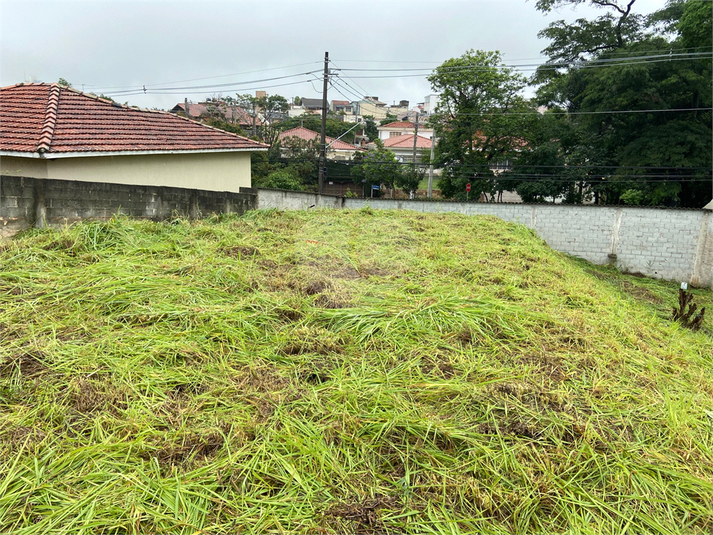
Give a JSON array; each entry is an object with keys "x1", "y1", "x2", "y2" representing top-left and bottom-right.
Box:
[
  {"x1": 430, "y1": 107, "x2": 713, "y2": 117},
  {"x1": 102, "y1": 70, "x2": 322, "y2": 97},
  {"x1": 328, "y1": 60, "x2": 370, "y2": 99},
  {"x1": 332, "y1": 47, "x2": 713, "y2": 65},
  {"x1": 335, "y1": 51, "x2": 713, "y2": 74},
  {"x1": 105, "y1": 78, "x2": 319, "y2": 98},
  {"x1": 89, "y1": 62, "x2": 322, "y2": 92}
]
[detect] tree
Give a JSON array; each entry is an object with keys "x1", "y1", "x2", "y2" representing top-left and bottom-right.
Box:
[
  {"x1": 254, "y1": 170, "x2": 303, "y2": 191},
  {"x1": 531, "y1": 0, "x2": 712, "y2": 207},
  {"x1": 351, "y1": 139, "x2": 403, "y2": 197},
  {"x1": 58, "y1": 78, "x2": 72, "y2": 88},
  {"x1": 257, "y1": 94, "x2": 289, "y2": 125},
  {"x1": 379, "y1": 114, "x2": 398, "y2": 126},
  {"x1": 397, "y1": 166, "x2": 424, "y2": 196},
  {"x1": 427, "y1": 49, "x2": 530, "y2": 201},
  {"x1": 362, "y1": 115, "x2": 378, "y2": 142}
]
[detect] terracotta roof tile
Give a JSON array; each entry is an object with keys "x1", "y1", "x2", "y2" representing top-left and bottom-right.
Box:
[
  {"x1": 1, "y1": 83, "x2": 267, "y2": 155},
  {"x1": 278, "y1": 126, "x2": 364, "y2": 152},
  {"x1": 382, "y1": 134, "x2": 433, "y2": 149}
]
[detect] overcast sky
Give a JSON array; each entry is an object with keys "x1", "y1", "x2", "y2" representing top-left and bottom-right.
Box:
[{"x1": 1, "y1": 0, "x2": 668, "y2": 110}]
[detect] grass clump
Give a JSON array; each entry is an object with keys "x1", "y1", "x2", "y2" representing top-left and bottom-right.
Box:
[{"x1": 1, "y1": 209, "x2": 711, "y2": 534}]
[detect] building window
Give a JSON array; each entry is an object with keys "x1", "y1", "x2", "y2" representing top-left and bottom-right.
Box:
[{"x1": 389, "y1": 132, "x2": 402, "y2": 138}]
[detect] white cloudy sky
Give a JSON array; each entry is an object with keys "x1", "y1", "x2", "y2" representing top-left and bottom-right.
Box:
[{"x1": 1, "y1": 0, "x2": 668, "y2": 110}]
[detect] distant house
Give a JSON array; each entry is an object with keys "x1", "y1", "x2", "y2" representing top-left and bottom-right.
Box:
[
  {"x1": 374, "y1": 134, "x2": 433, "y2": 164},
  {"x1": 1, "y1": 83, "x2": 267, "y2": 193},
  {"x1": 301, "y1": 98, "x2": 325, "y2": 113},
  {"x1": 330, "y1": 100, "x2": 353, "y2": 114},
  {"x1": 169, "y1": 101, "x2": 259, "y2": 129},
  {"x1": 352, "y1": 97, "x2": 388, "y2": 120},
  {"x1": 278, "y1": 126, "x2": 364, "y2": 161},
  {"x1": 423, "y1": 94, "x2": 440, "y2": 115},
  {"x1": 377, "y1": 121, "x2": 434, "y2": 142}
]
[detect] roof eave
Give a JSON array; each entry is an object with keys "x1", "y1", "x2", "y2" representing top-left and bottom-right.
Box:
[{"x1": 1, "y1": 147, "x2": 267, "y2": 160}]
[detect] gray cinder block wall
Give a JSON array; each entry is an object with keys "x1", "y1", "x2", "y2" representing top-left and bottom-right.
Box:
[{"x1": 0, "y1": 175, "x2": 256, "y2": 238}]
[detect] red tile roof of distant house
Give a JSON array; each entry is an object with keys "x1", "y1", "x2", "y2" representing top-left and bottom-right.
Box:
[
  {"x1": 278, "y1": 126, "x2": 364, "y2": 152},
  {"x1": 378, "y1": 121, "x2": 433, "y2": 130},
  {"x1": 331, "y1": 100, "x2": 350, "y2": 106},
  {"x1": 0, "y1": 83, "x2": 267, "y2": 156},
  {"x1": 382, "y1": 134, "x2": 433, "y2": 149}
]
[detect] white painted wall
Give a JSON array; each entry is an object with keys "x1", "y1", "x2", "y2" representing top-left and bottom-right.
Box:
[{"x1": 1, "y1": 152, "x2": 253, "y2": 193}]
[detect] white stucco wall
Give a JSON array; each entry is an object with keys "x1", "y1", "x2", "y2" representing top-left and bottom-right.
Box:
[{"x1": 1, "y1": 151, "x2": 253, "y2": 193}]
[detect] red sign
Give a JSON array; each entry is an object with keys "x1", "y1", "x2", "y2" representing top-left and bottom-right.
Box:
[{"x1": 466, "y1": 183, "x2": 471, "y2": 192}]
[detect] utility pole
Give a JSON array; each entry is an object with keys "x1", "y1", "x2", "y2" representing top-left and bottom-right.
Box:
[
  {"x1": 318, "y1": 51, "x2": 329, "y2": 195},
  {"x1": 428, "y1": 134, "x2": 435, "y2": 198},
  {"x1": 411, "y1": 113, "x2": 419, "y2": 165},
  {"x1": 184, "y1": 97, "x2": 190, "y2": 119}
]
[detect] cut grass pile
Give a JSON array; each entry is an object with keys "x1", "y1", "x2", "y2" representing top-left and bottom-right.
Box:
[{"x1": 1, "y1": 208, "x2": 711, "y2": 534}]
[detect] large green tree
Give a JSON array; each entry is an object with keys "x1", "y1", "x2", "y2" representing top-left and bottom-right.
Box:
[
  {"x1": 530, "y1": 0, "x2": 712, "y2": 207},
  {"x1": 428, "y1": 50, "x2": 531, "y2": 200}
]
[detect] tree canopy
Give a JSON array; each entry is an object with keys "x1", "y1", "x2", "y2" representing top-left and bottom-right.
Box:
[
  {"x1": 428, "y1": 49, "x2": 530, "y2": 201},
  {"x1": 520, "y1": 0, "x2": 712, "y2": 207}
]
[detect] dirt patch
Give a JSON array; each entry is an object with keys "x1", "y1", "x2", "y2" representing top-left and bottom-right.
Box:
[
  {"x1": 221, "y1": 245, "x2": 259, "y2": 258},
  {"x1": 304, "y1": 280, "x2": 330, "y2": 296},
  {"x1": 327, "y1": 495, "x2": 399, "y2": 534},
  {"x1": 43, "y1": 237, "x2": 77, "y2": 255},
  {"x1": 1, "y1": 352, "x2": 48, "y2": 379},
  {"x1": 332, "y1": 267, "x2": 362, "y2": 280},
  {"x1": 363, "y1": 267, "x2": 389, "y2": 278},
  {"x1": 315, "y1": 294, "x2": 350, "y2": 309},
  {"x1": 421, "y1": 357, "x2": 456, "y2": 379},
  {"x1": 299, "y1": 360, "x2": 335, "y2": 385},
  {"x1": 2, "y1": 425, "x2": 47, "y2": 451},
  {"x1": 280, "y1": 327, "x2": 343, "y2": 356},
  {"x1": 71, "y1": 379, "x2": 129, "y2": 415},
  {"x1": 276, "y1": 307, "x2": 302, "y2": 322},
  {"x1": 586, "y1": 269, "x2": 663, "y2": 304},
  {"x1": 516, "y1": 353, "x2": 567, "y2": 382},
  {"x1": 146, "y1": 431, "x2": 224, "y2": 467},
  {"x1": 494, "y1": 381, "x2": 565, "y2": 412}
]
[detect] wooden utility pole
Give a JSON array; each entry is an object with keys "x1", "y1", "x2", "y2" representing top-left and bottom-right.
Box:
[
  {"x1": 184, "y1": 98, "x2": 190, "y2": 119},
  {"x1": 411, "y1": 113, "x2": 419, "y2": 165},
  {"x1": 318, "y1": 51, "x2": 329, "y2": 195}
]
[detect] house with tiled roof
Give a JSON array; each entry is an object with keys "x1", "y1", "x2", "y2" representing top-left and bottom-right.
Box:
[
  {"x1": 377, "y1": 121, "x2": 434, "y2": 142},
  {"x1": 278, "y1": 126, "x2": 363, "y2": 161},
  {"x1": 0, "y1": 83, "x2": 267, "y2": 194},
  {"x1": 169, "y1": 101, "x2": 259, "y2": 129},
  {"x1": 370, "y1": 134, "x2": 433, "y2": 164}
]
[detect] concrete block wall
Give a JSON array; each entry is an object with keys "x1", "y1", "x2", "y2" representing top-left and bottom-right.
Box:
[
  {"x1": 0, "y1": 175, "x2": 256, "y2": 238},
  {"x1": 256, "y1": 188, "x2": 344, "y2": 211}
]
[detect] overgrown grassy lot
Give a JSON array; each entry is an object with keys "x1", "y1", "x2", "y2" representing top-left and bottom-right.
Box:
[{"x1": 1, "y1": 209, "x2": 711, "y2": 534}]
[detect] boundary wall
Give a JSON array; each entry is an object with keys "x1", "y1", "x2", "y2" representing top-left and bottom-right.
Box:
[
  {"x1": 0, "y1": 175, "x2": 256, "y2": 238},
  {"x1": 1, "y1": 180, "x2": 710, "y2": 287}
]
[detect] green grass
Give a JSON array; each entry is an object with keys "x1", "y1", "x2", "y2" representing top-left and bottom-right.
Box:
[{"x1": 1, "y1": 208, "x2": 711, "y2": 534}]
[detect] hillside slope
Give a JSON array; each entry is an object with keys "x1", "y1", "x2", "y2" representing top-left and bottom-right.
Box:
[{"x1": 1, "y1": 209, "x2": 711, "y2": 534}]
